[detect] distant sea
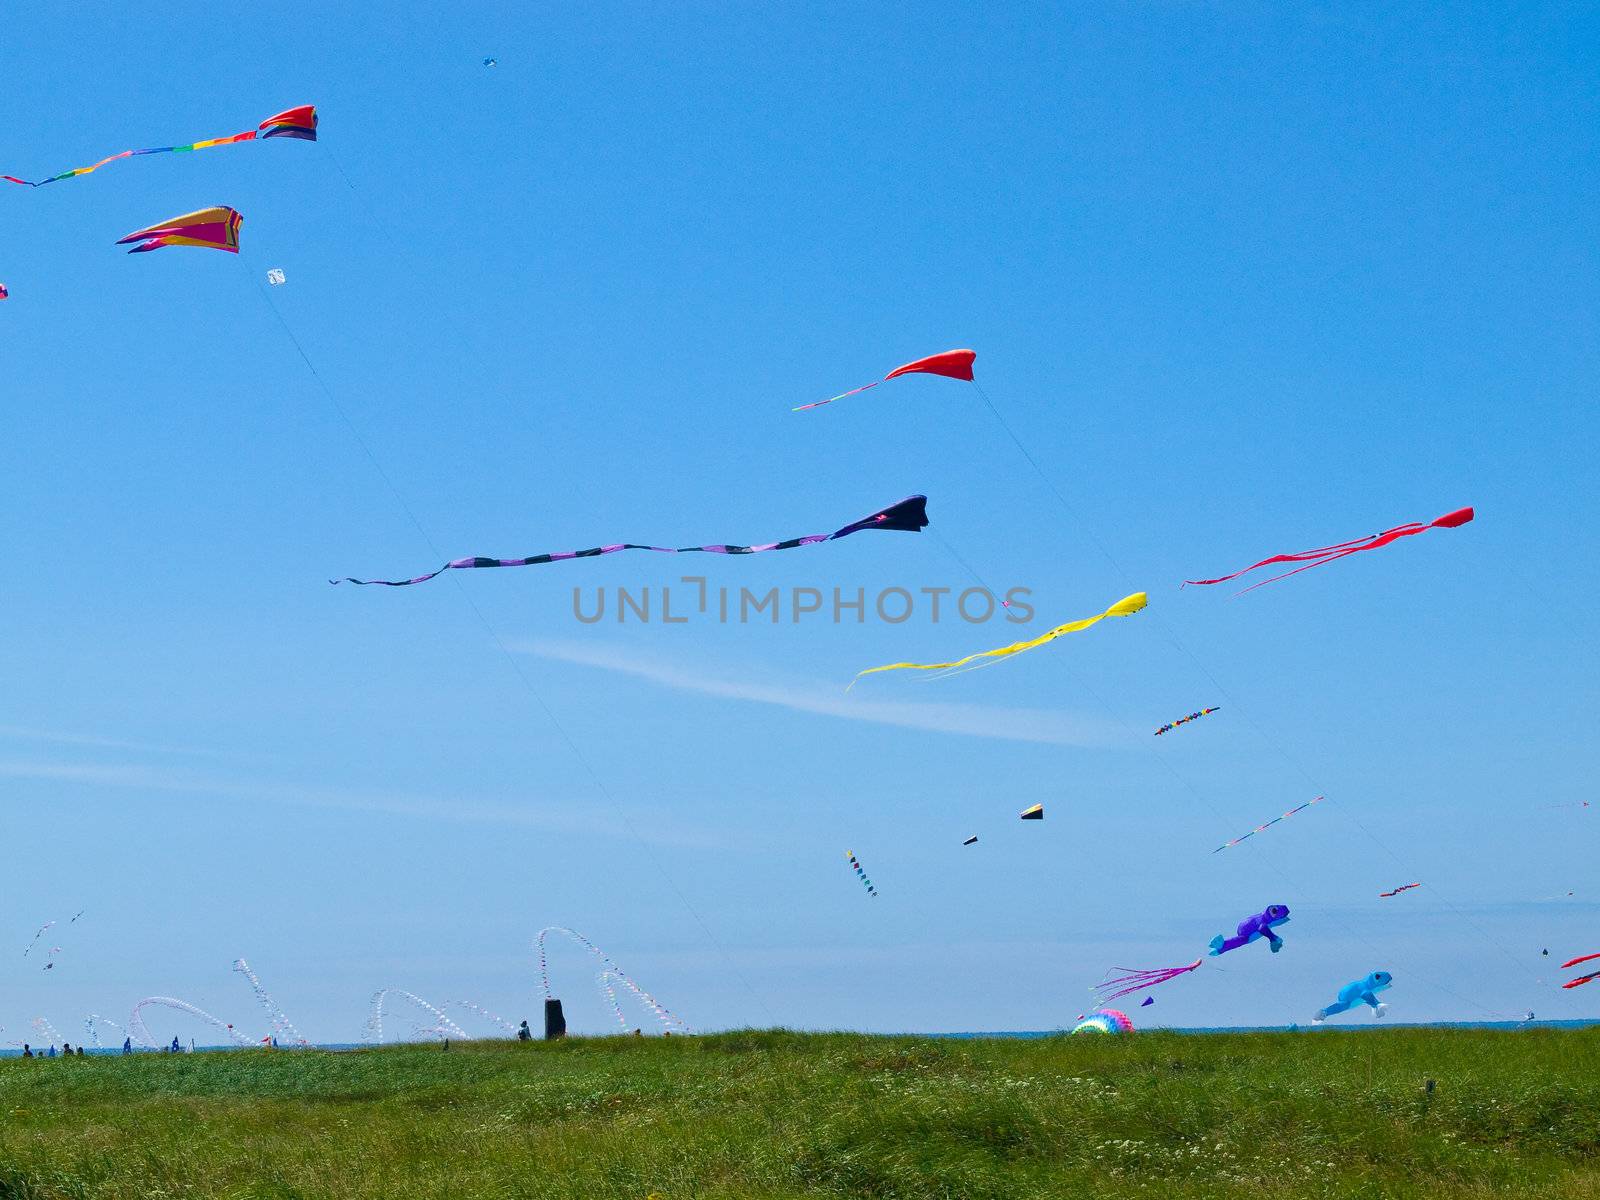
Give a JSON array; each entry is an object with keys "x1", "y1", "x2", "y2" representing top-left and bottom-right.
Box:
[{"x1": 942, "y1": 1020, "x2": 1600, "y2": 1037}]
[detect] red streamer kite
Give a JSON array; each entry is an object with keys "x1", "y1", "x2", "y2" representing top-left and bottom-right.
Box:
[
  {"x1": 1184, "y1": 508, "x2": 1474, "y2": 595},
  {"x1": 793, "y1": 349, "x2": 976, "y2": 412}
]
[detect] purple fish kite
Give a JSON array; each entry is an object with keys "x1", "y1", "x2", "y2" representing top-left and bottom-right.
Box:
[{"x1": 1209, "y1": 904, "x2": 1290, "y2": 956}]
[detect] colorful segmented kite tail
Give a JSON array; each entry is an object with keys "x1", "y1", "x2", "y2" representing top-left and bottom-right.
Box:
[
  {"x1": 845, "y1": 850, "x2": 877, "y2": 897},
  {"x1": 1379, "y1": 882, "x2": 1422, "y2": 898},
  {"x1": 1212, "y1": 796, "x2": 1325, "y2": 853},
  {"x1": 1183, "y1": 508, "x2": 1474, "y2": 595},
  {"x1": 1092, "y1": 960, "x2": 1202, "y2": 1004},
  {"x1": 332, "y1": 495, "x2": 928, "y2": 586},
  {"x1": 1154, "y1": 707, "x2": 1220, "y2": 736},
  {"x1": 3, "y1": 106, "x2": 316, "y2": 188}
]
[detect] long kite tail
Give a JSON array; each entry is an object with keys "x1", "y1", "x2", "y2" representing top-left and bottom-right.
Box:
[
  {"x1": 1091, "y1": 959, "x2": 1203, "y2": 1004},
  {"x1": 792, "y1": 381, "x2": 882, "y2": 412},
  {"x1": 3, "y1": 107, "x2": 316, "y2": 188},
  {"x1": 333, "y1": 495, "x2": 929, "y2": 587},
  {"x1": 1184, "y1": 508, "x2": 1473, "y2": 592},
  {"x1": 849, "y1": 592, "x2": 1147, "y2": 687}
]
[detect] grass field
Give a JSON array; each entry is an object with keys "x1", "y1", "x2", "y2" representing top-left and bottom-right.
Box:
[{"x1": 0, "y1": 1028, "x2": 1595, "y2": 1198}]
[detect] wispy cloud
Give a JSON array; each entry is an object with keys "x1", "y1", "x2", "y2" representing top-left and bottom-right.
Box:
[
  {"x1": 0, "y1": 758, "x2": 722, "y2": 849},
  {"x1": 515, "y1": 639, "x2": 1122, "y2": 748},
  {"x1": 0, "y1": 724, "x2": 216, "y2": 758}
]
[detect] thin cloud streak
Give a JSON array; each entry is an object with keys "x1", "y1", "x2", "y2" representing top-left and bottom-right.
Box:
[
  {"x1": 0, "y1": 758, "x2": 724, "y2": 850},
  {"x1": 516, "y1": 640, "x2": 1122, "y2": 748}
]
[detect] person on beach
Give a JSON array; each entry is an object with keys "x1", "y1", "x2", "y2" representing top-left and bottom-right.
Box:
[
  {"x1": 47, "y1": 1046, "x2": 55, "y2": 1058},
  {"x1": 22, "y1": 1045, "x2": 31, "y2": 1058},
  {"x1": 62, "y1": 1043, "x2": 72, "y2": 1056},
  {"x1": 121, "y1": 1037, "x2": 131, "y2": 1055},
  {"x1": 517, "y1": 1020, "x2": 531, "y2": 1042},
  {"x1": 169, "y1": 1037, "x2": 180, "y2": 1054}
]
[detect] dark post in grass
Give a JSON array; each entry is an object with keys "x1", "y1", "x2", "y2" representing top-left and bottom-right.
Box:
[{"x1": 544, "y1": 999, "x2": 567, "y2": 1040}]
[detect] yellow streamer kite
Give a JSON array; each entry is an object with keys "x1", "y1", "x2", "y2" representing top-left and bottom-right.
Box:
[{"x1": 850, "y1": 593, "x2": 1147, "y2": 687}]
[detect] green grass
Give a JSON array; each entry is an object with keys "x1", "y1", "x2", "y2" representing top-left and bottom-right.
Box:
[{"x1": 0, "y1": 1028, "x2": 1595, "y2": 1198}]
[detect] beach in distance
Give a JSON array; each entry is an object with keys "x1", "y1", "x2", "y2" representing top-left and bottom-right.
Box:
[{"x1": 0, "y1": 1027, "x2": 1596, "y2": 1199}]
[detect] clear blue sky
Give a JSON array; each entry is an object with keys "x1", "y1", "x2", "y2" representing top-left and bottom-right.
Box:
[{"x1": 1, "y1": 2, "x2": 1595, "y2": 1042}]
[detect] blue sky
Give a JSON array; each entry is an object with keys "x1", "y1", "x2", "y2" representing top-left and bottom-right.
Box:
[{"x1": 0, "y1": 2, "x2": 1595, "y2": 1042}]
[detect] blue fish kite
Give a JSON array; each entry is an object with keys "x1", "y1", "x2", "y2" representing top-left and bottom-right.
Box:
[
  {"x1": 1209, "y1": 904, "x2": 1290, "y2": 956},
  {"x1": 1314, "y1": 971, "x2": 1393, "y2": 1022}
]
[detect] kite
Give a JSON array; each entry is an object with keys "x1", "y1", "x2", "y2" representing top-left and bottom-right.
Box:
[
  {"x1": 1184, "y1": 507, "x2": 1474, "y2": 596},
  {"x1": 1072, "y1": 1009, "x2": 1133, "y2": 1034},
  {"x1": 23, "y1": 922, "x2": 54, "y2": 957},
  {"x1": 483, "y1": 57, "x2": 498, "y2": 67},
  {"x1": 3, "y1": 106, "x2": 316, "y2": 188},
  {"x1": 850, "y1": 592, "x2": 1147, "y2": 686},
  {"x1": 1213, "y1": 796, "x2": 1324, "y2": 853},
  {"x1": 117, "y1": 206, "x2": 242, "y2": 254},
  {"x1": 844, "y1": 850, "x2": 877, "y2": 898},
  {"x1": 1314, "y1": 971, "x2": 1392, "y2": 1022},
  {"x1": 793, "y1": 349, "x2": 976, "y2": 412},
  {"x1": 1560, "y1": 953, "x2": 1600, "y2": 989},
  {"x1": 1019, "y1": 804, "x2": 1044, "y2": 821},
  {"x1": 267, "y1": 268, "x2": 286, "y2": 286},
  {"x1": 1154, "y1": 707, "x2": 1220, "y2": 736},
  {"x1": 962, "y1": 835, "x2": 978, "y2": 846},
  {"x1": 1380, "y1": 883, "x2": 1422, "y2": 898},
  {"x1": 1209, "y1": 904, "x2": 1290, "y2": 956},
  {"x1": 0, "y1": 284, "x2": 8, "y2": 300},
  {"x1": 1092, "y1": 960, "x2": 1203, "y2": 1005},
  {"x1": 1140, "y1": 997, "x2": 1154, "y2": 1007},
  {"x1": 334, "y1": 495, "x2": 929, "y2": 586}
]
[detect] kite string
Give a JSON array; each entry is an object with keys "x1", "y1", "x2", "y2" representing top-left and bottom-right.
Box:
[
  {"x1": 969, "y1": 378, "x2": 1535, "y2": 1010},
  {"x1": 245, "y1": 258, "x2": 779, "y2": 1029}
]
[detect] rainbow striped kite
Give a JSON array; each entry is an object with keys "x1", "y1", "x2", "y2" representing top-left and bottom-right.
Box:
[{"x1": 4, "y1": 106, "x2": 316, "y2": 188}]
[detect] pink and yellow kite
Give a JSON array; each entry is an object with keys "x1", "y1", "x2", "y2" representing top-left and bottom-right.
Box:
[{"x1": 117, "y1": 206, "x2": 242, "y2": 254}]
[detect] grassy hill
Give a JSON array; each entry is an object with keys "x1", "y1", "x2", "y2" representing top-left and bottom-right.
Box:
[{"x1": 0, "y1": 1028, "x2": 1595, "y2": 1198}]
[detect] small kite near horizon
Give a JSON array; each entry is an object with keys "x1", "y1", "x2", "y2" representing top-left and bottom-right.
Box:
[
  {"x1": 794, "y1": 349, "x2": 976, "y2": 412},
  {"x1": 1184, "y1": 508, "x2": 1474, "y2": 596},
  {"x1": 962, "y1": 835, "x2": 978, "y2": 846},
  {"x1": 1019, "y1": 804, "x2": 1043, "y2": 821}
]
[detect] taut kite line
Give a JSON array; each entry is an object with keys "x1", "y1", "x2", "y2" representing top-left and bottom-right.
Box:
[
  {"x1": 333, "y1": 496, "x2": 928, "y2": 586},
  {"x1": 1184, "y1": 507, "x2": 1474, "y2": 595},
  {"x1": 4, "y1": 106, "x2": 316, "y2": 188},
  {"x1": 850, "y1": 592, "x2": 1146, "y2": 686},
  {"x1": 793, "y1": 349, "x2": 976, "y2": 412}
]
